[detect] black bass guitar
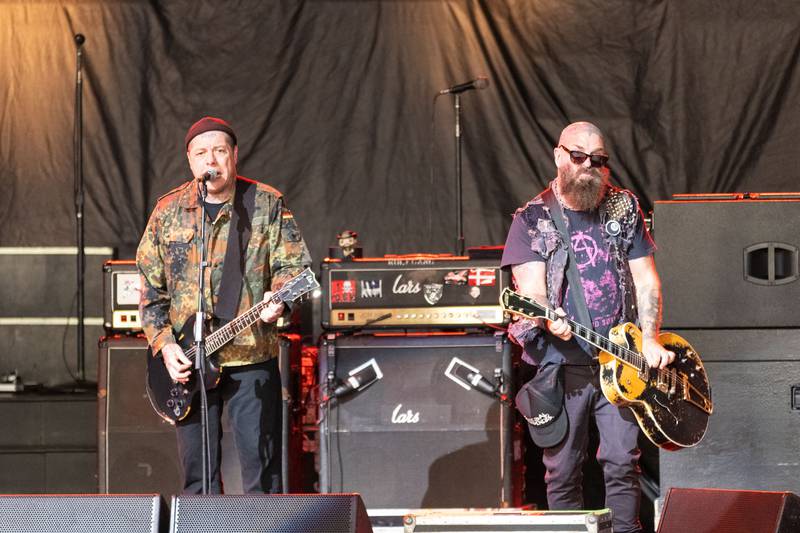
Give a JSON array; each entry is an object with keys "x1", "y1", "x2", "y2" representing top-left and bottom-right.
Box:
[
  {"x1": 500, "y1": 288, "x2": 713, "y2": 450},
  {"x1": 146, "y1": 268, "x2": 319, "y2": 423}
]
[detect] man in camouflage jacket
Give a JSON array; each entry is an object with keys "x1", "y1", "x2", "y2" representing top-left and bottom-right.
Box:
[{"x1": 137, "y1": 116, "x2": 311, "y2": 494}]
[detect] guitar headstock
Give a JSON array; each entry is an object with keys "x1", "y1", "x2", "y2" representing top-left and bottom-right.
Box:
[
  {"x1": 277, "y1": 268, "x2": 320, "y2": 303},
  {"x1": 499, "y1": 287, "x2": 549, "y2": 320}
]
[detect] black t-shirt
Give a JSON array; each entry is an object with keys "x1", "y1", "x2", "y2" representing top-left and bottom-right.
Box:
[
  {"x1": 501, "y1": 198, "x2": 655, "y2": 363},
  {"x1": 202, "y1": 198, "x2": 225, "y2": 222}
]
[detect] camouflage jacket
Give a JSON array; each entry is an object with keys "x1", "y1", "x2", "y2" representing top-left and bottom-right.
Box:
[{"x1": 137, "y1": 176, "x2": 312, "y2": 366}]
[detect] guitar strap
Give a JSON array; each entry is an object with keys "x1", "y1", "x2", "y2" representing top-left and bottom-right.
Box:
[
  {"x1": 215, "y1": 177, "x2": 257, "y2": 322},
  {"x1": 543, "y1": 188, "x2": 594, "y2": 339}
]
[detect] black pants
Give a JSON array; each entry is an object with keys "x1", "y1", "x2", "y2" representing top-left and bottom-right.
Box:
[
  {"x1": 175, "y1": 358, "x2": 282, "y2": 494},
  {"x1": 537, "y1": 364, "x2": 642, "y2": 533}
]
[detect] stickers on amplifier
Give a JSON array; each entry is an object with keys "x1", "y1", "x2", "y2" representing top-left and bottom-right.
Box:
[
  {"x1": 444, "y1": 269, "x2": 468, "y2": 285},
  {"x1": 468, "y1": 268, "x2": 496, "y2": 286},
  {"x1": 360, "y1": 279, "x2": 383, "y2": 298},
  {"x1": 423, "y1": 282, "x2": 444, "y2": 305},
  {"x1": 330, "y1": 279, "x2": 357, "y2": 303}
]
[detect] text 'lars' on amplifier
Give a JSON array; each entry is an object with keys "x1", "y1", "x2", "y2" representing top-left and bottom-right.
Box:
[{"x1": 321, "y1": 255, "x2": 510, "y2": 329}]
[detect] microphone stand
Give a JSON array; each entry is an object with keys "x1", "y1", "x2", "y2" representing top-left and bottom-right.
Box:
[
  {"x1": 195, "y1": 179, "x2": 212, "y2": 494},
  {"x1": 453, "y1": 93, "x2": 465, "y2": 256},
  {"x1": 73, "y1": 33, "x2": 87, "y2": 384}
]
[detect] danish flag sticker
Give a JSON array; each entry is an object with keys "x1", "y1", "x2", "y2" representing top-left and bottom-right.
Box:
[{"x1": 467, "y1": 268, "x2": 496, "y2": 286}]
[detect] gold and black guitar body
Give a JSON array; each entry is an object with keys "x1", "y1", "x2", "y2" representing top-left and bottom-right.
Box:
[
  {"x1": 601, "y1": 323, "x2": 713, "y2": 450},
  {"x1": 500, "y1": 288, "x2": 713, "y2": 450},
  {"x1": 145, "y1": 268, "x2": 319, "y2": 424}
]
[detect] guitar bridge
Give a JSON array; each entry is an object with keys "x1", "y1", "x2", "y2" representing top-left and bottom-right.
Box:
[{"x1": 681, "y1": 374, "x2": 714, "y2": 415}]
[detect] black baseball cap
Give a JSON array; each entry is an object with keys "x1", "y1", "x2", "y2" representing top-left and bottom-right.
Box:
[{"x1": 515, "y1": 363, "x2": 568, "y2": 448}]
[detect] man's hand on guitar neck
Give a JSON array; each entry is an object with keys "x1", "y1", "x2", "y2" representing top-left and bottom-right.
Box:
[
  {"x1": 259, "y1": 291, "x2": 285, "y2": 323},
  {"x1": 162, "y1": 343, "x2": 192, "y2": 384},
  {"x1": 546, "y1": 307, "x2": 573, "y2": 341},
  {"x1": 642, "y1": 337, "x2": 676, "y2": 370}
]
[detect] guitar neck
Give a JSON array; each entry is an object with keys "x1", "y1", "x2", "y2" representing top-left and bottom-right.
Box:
[
  {"x1": 185, "y1": 283, "x2": 299, "y2": 360},
  {"x1": 205, "y1": 299, "x2": 272, "y2": 355},
  {"x1": 505, "y1": 290, "x2": 646, "y2": 371}
]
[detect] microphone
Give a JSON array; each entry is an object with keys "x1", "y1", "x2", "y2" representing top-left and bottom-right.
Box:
[
  {"x1": 451, "y1": 362, "x2": 498, "y2": 396},
  {"x1": 199, "y1": 169, "x2": 218, "y2": 182},
  {"x1": 330, "y1": 358, "x2": 382, "y2": 399},
  {"x1": 466, "y1": 371, "x2": 500, "y2": 397},
  {"x1": 445, "y1": 356, "x2": 508, "y2": 403},
  {"x1": 439, "y1": 76, "x2": 490, "y2": 95},
  {"x1": 332, "y1": 373, "x2": 371, "y2": 398}
]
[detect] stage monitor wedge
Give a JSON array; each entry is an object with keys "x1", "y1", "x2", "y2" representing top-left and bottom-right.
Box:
[
  {"x1": 0, "y1": 494, "x2": 165, "y2": 533},
  {"x1": 169, "y1": 493, "x2": 372, "y2": 533},
  {"x1": 658, "y1": 488, "x2": 800, "y2": 533}
]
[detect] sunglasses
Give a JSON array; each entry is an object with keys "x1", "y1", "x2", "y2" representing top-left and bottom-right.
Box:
[{"x1": 560, "y1": 145, "x2": 609, "y2": 168}]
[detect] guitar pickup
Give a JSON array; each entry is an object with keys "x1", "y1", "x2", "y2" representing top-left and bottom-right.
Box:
[{"x1": 654, "y1": 368, "x2": 678, "y2": 396}]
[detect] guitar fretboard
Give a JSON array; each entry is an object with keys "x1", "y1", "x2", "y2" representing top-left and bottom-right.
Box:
[
  {"x1": 184, "y1": 269, "x2": 316, "y2": 361},
  {"x1": 502, "y1": 289, "x2": 647, "y2": 373},
  {"x1": 544, "y1": 307, "x2": 647, "y2": 373}
]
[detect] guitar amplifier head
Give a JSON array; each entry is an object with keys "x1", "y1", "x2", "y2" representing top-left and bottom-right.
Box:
[
  {"x1": 103, "y1": 260, "x2": 142, "y2": 332},
  {"x1": 321, "y1": 255, "x2": 510, "y2": 329}
]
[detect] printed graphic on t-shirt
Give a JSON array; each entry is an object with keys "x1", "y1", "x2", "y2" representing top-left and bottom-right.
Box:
[{"x1": 563, "y1": 220, "x2": 621, "y2": 336}]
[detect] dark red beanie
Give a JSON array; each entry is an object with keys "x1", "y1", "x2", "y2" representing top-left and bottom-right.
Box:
[{"x1": 184, "y1": 116, "x2": 237, "y2": 150}]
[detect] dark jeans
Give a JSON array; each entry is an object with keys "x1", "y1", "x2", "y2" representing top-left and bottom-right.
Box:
[
  {"x1": 534, "y1": 364, "x2": 642, "y2": 533},
  {"x1": 175, "y1": 358, "x2": 282, "y2": 494}
]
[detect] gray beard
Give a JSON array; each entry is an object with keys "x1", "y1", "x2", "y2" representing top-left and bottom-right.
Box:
[{"x1": 558, "y1": 171, "x2": 606, "y2": 211}]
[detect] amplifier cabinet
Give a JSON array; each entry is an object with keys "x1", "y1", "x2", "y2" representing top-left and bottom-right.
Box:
[
  {"x1": 103, "y1": 260, "x2": 142, "y2": 332},
  {"x1": 321, "y1": 257, "x2": 510, "y2": 329},
  {"x1": 659, "y1": 329, "x2": 800, "y2": 498},
  {"x1": 97, "y1": 335, "x2": 180, "y2": 495},
  {"x1": 319, "y1": 332, "x2": 516, "y2": 509},
  {"x1": 653, "y1": 199, "x2": 800, "y2": 328},
  {"x1": 0, "y1": 393, "x2": 96, "y2": 493},
  {"x1": 98, "y1": 334, "x2": 303, "y2": 495}
]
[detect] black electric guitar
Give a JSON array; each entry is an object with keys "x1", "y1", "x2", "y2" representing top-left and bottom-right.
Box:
[
  {"x1": 500, "y1": 288, "x2": 713, "y2": 450},
  {"x1": 146, "y1": 268, "x2": 319, "y2": 423}
]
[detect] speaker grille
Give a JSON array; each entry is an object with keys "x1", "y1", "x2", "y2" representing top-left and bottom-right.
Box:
[
  {"x1": 0, "y1": 495, "x2": 161, "y2": 533},
  {"x1": 170, "y1": 494, "x2": 366, "y2": 533},
  {"x1": 658, "y1": 488, "x2": 800, "y2": 533}
]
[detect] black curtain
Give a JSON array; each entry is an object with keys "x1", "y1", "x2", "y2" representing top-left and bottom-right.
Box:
[{"x1": 1, "y1": 0, "x2": 799, "y2": 263}]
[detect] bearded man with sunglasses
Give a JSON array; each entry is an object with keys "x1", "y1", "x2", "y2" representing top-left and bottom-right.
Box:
[{"x1": 501, "y1": 121, "x2": 674, "y2": 533}]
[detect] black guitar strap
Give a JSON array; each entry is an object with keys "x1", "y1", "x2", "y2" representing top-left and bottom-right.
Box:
[
  {"x1": 543, "y1": 188, "x2": 594, "y2": 336},
  {"x1": 215, "y1": 177, "x2": 257, "y2": 322}
]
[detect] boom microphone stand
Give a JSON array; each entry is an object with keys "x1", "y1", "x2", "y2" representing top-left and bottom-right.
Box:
[
  {"x1": 454, "y1": 93, "x2": 464, "y2": 256},
  {"x1": 439, "y1": 76, "x2": 489, "y2": 256}
]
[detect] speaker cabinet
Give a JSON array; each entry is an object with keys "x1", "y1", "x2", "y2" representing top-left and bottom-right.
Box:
[
  {"x1": 653, "y1": 199, "x2": 800, "y2": 328},
  {"x1": 169, "y1": 493, "x2": 372, "y2": 533},
  {"x1": 98, "y1": 334, "x2": 301, "y2": 495},
  {"x1": 660, "y1": 329, "x2": 800, "y2": 496},
  {"x1": 98, "y1": 335, "x2": 182, "y2": 495},
  {"x1": 319, "y1": 333, "x2": 514, "y2": 509},
  {"x1": 658, "y1": 488, "x2": 800, "y2": 533},
  {"x1": 0, "y1": 494, "x2": 165, "y2": 533},
  {"x1": 0, "y1": 393, "x2": 96, "y2": 493}
]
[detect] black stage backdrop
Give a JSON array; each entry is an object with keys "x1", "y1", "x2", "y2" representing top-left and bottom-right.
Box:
[{"x1": 2, "y1": 0, "x2": 799, "y2": 260}]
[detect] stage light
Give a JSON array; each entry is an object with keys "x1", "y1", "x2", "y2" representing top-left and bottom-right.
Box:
[
  {"x1": 331, "y1": 357, "x2": 383, "y2": 399},
  {"x1": 445, "y1": 356, "x2": 506, "y2": 402}
]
